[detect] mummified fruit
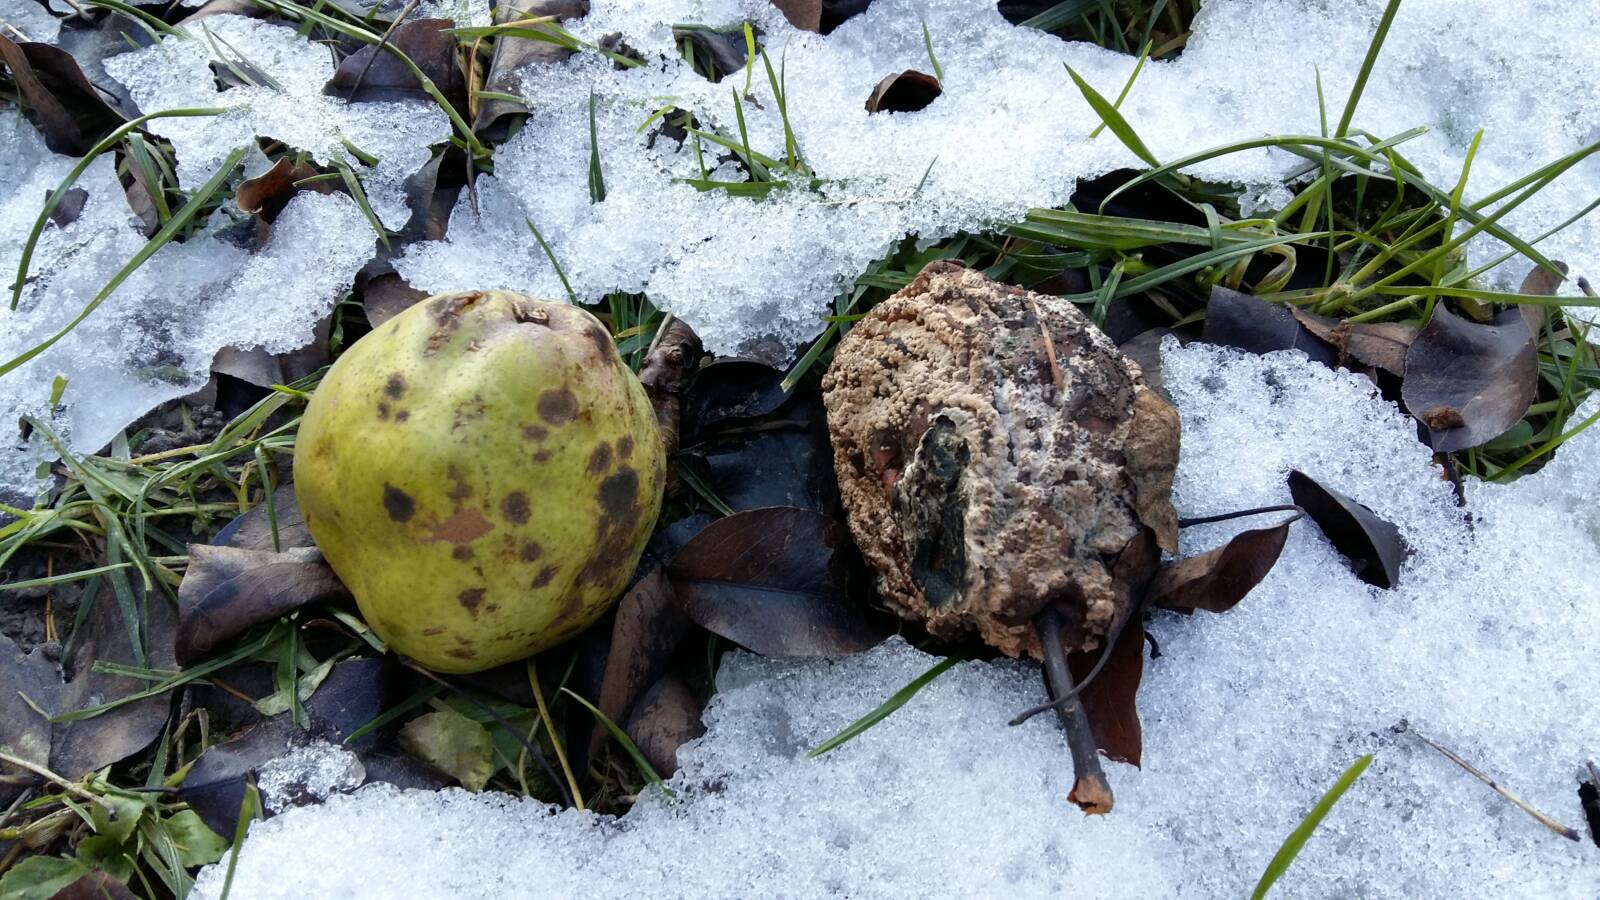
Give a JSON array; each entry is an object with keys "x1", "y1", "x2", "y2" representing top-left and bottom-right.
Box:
[
  {"x1": 294, "y1": 290, "x2": 664, "y2": 673},
  {"x1": 821, "y1": 262, "x2": 1180, "y2": 660}
]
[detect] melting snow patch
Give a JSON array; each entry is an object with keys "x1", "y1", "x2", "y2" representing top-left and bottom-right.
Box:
[
  {"x1": 0, "y1": 112, "x2": 373, "y2": 497},
  {"x1": 398, "y1": 0, "x2": 1600, "y2": 356},
  {"x1": 103, "y1": 15, "x2": 451, "y2": 229},
  {"x1": 193, "y1": 343, "x2": 1600, "y2": 899}
]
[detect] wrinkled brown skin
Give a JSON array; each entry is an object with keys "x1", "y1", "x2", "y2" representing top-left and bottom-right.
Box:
[{"x1": 822, "y1": 261, "x2": 1180, "y2": 659}]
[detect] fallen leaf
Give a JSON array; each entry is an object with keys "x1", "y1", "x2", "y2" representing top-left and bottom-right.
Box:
[
  {"x1": 0, "y1": 636, "x2": 62, "y2": 808},
  {"x1": 176, "y1": 544, "x2": 348, "y2": 664},
  {"x1": 164, "y1": 809, "x2": 230, "y2": 867},
  {"x1": 0, "y1": 857, "x2": 94, "y2": 900},
  {"x1": 361, "y1": 272, "x2": 431, "y2": 329},
  {"x1": 1401, "y1": 304, "x2": 1536, "y2": 452},
  {"x1": 398, "y1": 707, "x2": 495, "y2": 791},
  {"x1": 1288, "y1": 307, "x2": 1416, "y2": 376},
  {"x1": 1070, "y1": 615, "x2": 1144, "y2": 766},
  {"x1": 683, "y1": 358, "x2": 793, "y2": 434},
  {"x1": 865, "y1": 69, "x2": 941, "y2": 113},
  {"x1": 1146, "y1": 520, "x2": 1292, "y2": 613},
  {"x1": 673, "y1": 25, "x2": 752, "y2": 81},
  {"x1": 770, "y1": 0, "x2": 821, "y2": 31},
  {"x1": 0, "y1": 36, "x2": 124, "y2": 155},
  {"x1": 236, "y1": 158, "x2": 333, "y2": 222},
  {"x1": 210, "y1": 483, "x2": 313, "y2": 551},
  {"x1": 325, "y1": 19, "x2": 466, "y2": 112},
  {"x1": 590, "y1": 570, "x2": 692, "y2": 758},
  {"x1": 1287, "y1": 470, "x2": 1407, "y2": 589},
  {"x1": 1518, "y1": 261, "x2": 1566, "y2": 341},
  {"x1": 667, "y1": 506, "x2": 884, "y2": 656},
  {"x1": 623, "y1": 675, "x2": 705, "y2": 777},
  {"x1": 819, "y1": 0, "x2": 873, "y2": 33},
  {"x1": 695, "y1": 393, "x2": 838, "y2": 513},
  {"x1": 1201, "y1": 286, "x2": 1337, "y2": 367},
  {"x1": 474, "y1": 0, "x2": 590, "y2": 136},
  {"x1": 46, "y1": 187, "x2": 87, "y2": 228}
]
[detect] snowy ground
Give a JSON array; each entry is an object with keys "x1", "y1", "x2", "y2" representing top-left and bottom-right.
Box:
[{"x1": 196, "y1": 342, "x2": 1600, "y2": 898}]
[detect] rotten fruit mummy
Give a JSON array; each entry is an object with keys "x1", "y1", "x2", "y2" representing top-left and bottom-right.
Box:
[{"x1": 294, "y1": 290, "x2": 664, "y2": 673}]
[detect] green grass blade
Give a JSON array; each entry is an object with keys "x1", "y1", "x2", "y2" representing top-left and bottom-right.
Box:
[
  {"x1": 11, "y1": 108, "x2": 227, "y2": 310},
  {"x1": 587, "y1": 91, "x2": 606, "y2": 203},
  {"x1": 331, "y1": 159, "x2": 391, "y2": 250},
  {"x1": 561, "y1": 688, "x2": 673, "y2": 796},
  {"x1": 3, "y1": 146, "x2": 247, "y2": 378},
  {"x1": 921, "y1": 16, "x2": 943, "y2": 83},
  {"x1": 1333, "y1": 0, "x2": 1404, "y2": 138},
  {"x1": 1089, "y1": 41, "x2": 1150, "y2": 139},
  {"x1": 1065, "y1": 63, "x2": 1158, "y2": 167},
  {"x1": 1251, "y1": 753, "x2": 1373, "y2": 899},
  {"x1": 525, "y1": 216, "x2": 578, "y2": 302},
  {"x1": 809, "y1": 656, "x2": 959, "y2": 758}
]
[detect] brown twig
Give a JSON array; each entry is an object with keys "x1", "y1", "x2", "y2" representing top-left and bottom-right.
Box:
[
  {"x1": 1412, "y1": 728, "x2": 1579, "y2": 841},
  {"x1": 0, "y1": 750, "x2": 116, "y2": 813},
  {"x1": 1009, "y1": 604, "x2": 1140, "y2": 727},
  {"x1": 1036, "y1": 608, "x2": 1113, "y2": 814}
]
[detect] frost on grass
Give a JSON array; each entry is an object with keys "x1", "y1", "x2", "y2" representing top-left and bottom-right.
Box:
[
  {"x1": 194, "y1": 343, "x2": 1600, "y2": 898},
  {"x1": 0, "y1": 112, "x2": 373, "y2": 498},
  {"x1": 398, "y1": 0, "x2": 1600, "y2": 357},
  {"x1": 103, "y1": 15, "x2": 451, "y2": 229}
]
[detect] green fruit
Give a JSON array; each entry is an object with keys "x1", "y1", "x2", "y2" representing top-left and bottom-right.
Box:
[{"x1": 294, "y1": 290, "x2": 664, "y2": 673}]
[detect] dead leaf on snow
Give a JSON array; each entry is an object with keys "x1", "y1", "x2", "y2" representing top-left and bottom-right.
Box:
[
  {"x1": 1146, "y1": 519, "x2": 1292, "y2": 614},
  {"x1": 1287, "y1": 469, "x2": 1408, "y2": 589},
  {"x1": 1401, "y1": 305, "x2": 1536, "y2": 453},
  {"x1": 0, "y1": 35, "x2": 124, "y2": 155}
]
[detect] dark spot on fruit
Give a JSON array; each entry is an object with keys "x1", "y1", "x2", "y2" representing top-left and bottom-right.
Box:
[
  {"x1": 501, "y1": 492, "x2": 530, "y2": 525},
  {"x1": 587, "y1": 443, "x2": 613, "y2": 475},
  {"x1": 396, "y1": 410, "x2": 410, "y2": 423},
  {"x1": 521, "y1": 424, "x2": 547, "y2": 442},
  {"x1": 382, "y1": 485, "x2": 415, "y2": 522},
  {"x1": 520, "y1": 541, "x2": 543, "y2": 562},
  {"x1": 617, "y1": 435, "x2": 634, "y2": 458},
  {"x1": 598, "y1": 468, "x2": 638, "y2": 518},
  {"x1": 377, "y1": 401, "x2": 391, "y2": 420},
  {"x1": 485, "y1": 603, "x2": 500, "y2": 614},
  {"x1": 530, "y1": 565, "x2": 559, "y2": 589},
  {"x1": 458, "y1": 588, "x2": 486, "y2": 617},
  {"x1": 532, "y1": 450, "x2": 552, "y2": 464},
  {"x1": 422, "y1": 626, "x2": 446, "y2": 636},
  {"x1": 538, "y1": 388, "x2": 578, "y2": 424},
  {"x1": 453, "y1": 546, "x2": 474, "y2": 561},
  {"x1": 426, "y1": 293, "x2": 480, "y2": 353},
  {"x1": 431, "y1": 508, "x2": 494, "y2": 545},
  {"x1": 446, "y1": 647, "x2": 476, "y2": 660},
  {"x1": 586, "y1": 324, "x2": 616, "y2": 362},
  {"x1": 384, "y1": 373, "x2": 407, "y2": 399}
]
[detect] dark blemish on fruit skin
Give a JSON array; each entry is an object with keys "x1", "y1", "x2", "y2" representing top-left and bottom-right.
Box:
[
  {"x1": 530, "y1": 566, "x2": 559, "y2": 589},
  {"x1": 522, "y1": 424, "x2": 548, "y2": 442},
  {"x1": 396, "y1": 410, "x2": 410, "y2": 423},
  {"x1": 446, "y1": 647, "x2": 476, "y2": 660},
  {"x1": 586, "y1": 324, "x2": 616, "y2": 363},
  {"x1": 533, "y1": 450, "x2": 552, "y2": 464},
  {"x1": 453, "y1": 546, "x2": 474, "y2": 561},
  {"x1": 617, "y1": 435, "x2": 634, "y2": 459},
  {"x1": 458, "y1": 588, "x2": 486, "y2": 617},
  {"x1": 501, "y1": 492, "x2": 530, "y2": 525},
  {"x1": 382, "y1": 485, "x2": 415, "y2": 522},
  {"x1": 538, "y1": 388, "x2": 579, "y2": 424},
  {"x1": 587, "y1": 443, "x2": 613, "y2": 475},
  {"x1": 520, "y1": 541, "x2": 543, "y2": 562},
  {"x1": 422, "y1": 626, "x2": 446, "y2": 636},
  {"x1": 377, "y1": 401, "x2": 391, "y2": 420},
  {"x1": 598, "y1": 468, "x2": 639, "y2": 518},
  {"x1": 431, "y1": 508, "x2": 494, "y2": 545},
  {"x1": 446, "y1": 466, "x2": 472, "y2": 503},
  {"x1": 385, "y1": 374, "x2": 407, "y2": 399}
]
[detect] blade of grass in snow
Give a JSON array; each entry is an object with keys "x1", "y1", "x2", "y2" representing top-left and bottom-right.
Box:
[
  {"x1": 1251, "y1": 754, "x2": 1373, "y2": 899},
  {"x1": 1065, "y1": 63, "x2": 1158, "y2": 167},
  {"x1": 1333, "y1": 0, "x2": 1404, "y2": 138},
  {"x1": 1088, "y1": 41, "x2": 1150, "y2": 139},
  {"x1": 809, "y1": 656, "x2": 960, "y2": 757}
]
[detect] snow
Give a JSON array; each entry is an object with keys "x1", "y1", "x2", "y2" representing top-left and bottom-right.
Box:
[
  {"x1": 257, "y1": 740, "x2": 368, "y2": 813},
  {"x1": 0, "y1": 111, "x2": 373, "y2": 498},
  {"x1": 0, "y1": 0, "x2": 61, "y2": 43},
  {"x1": 193, "y1": 343, "x2": 1600, "y2": 898},
  {"x1": 396, "y1": 0, "x2": 1600, "y2": 357},
  {"x1": 102, "y1": 15, "x2": 451, "y2": 230}
]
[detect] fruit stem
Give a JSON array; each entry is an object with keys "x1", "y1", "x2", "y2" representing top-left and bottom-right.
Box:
[{"x1": 1036, "y1": 608, "x2": 1113, "y2": 815}]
